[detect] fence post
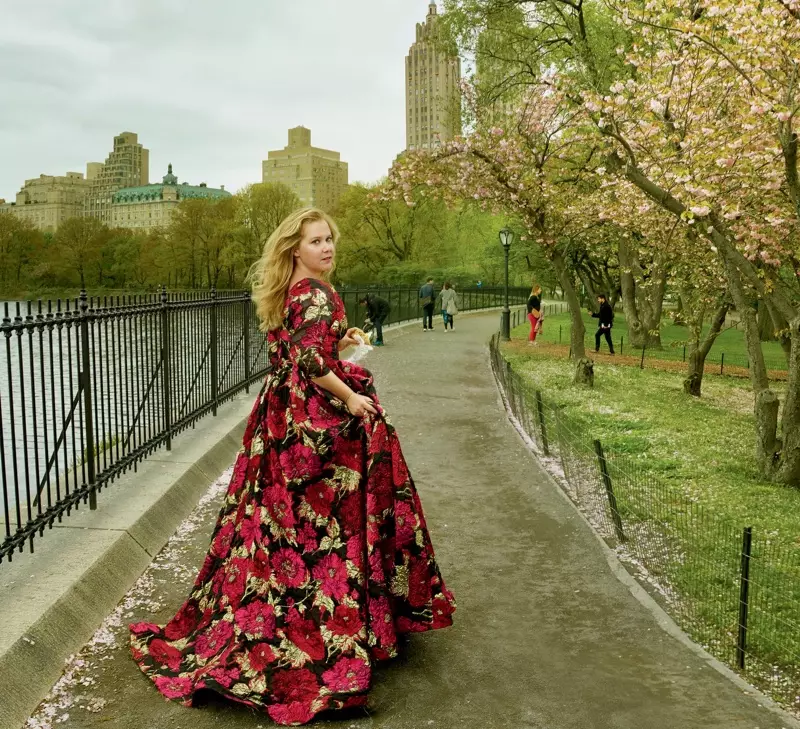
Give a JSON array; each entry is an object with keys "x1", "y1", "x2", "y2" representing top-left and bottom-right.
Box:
[
  {"x1": 535, "y1": 390, "x2": 549, "y2": 456},
  {"x1": 640, "y1": 345, "x2": 646, "y2": 370},
  {"x1": 210, "y1": 287, "x2": 219, "y2": 417},
  {"x1": 79, "y1": 290, "x2": 97, "y2": 510},
  {"x1": 161, "y1": 287, "x2": 172, "y2": 451},
  {"x1": 243, "y1": 292, "x2": 251, "y2": 393},
  {"x1": 736, "y1": 526, "x2": 753, "y2": 670},
  {"x1": 721, "y1": 352, "x2": 725, "y2": 376},
  {"x1": 593, "y1": 439, "x2": 626, "y2": 542},
  {"x1": 620, "y1": 335, "x2": 624, "y2": 355},
  {"x1": 559, "y1": 325, "x2": 562, "y2": 344},
  {"x1": 683, "y1": 345, "x2": 686, "y2": 363}
]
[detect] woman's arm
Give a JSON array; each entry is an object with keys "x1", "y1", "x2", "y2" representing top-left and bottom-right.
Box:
[{"x1": 312, "y1": 371, "x2": 376, "y2": 415}]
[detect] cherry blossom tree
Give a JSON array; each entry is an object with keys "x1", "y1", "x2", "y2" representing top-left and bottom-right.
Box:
[{"x1": 441, "y1": 0, "x2": 800, "y2": 483}]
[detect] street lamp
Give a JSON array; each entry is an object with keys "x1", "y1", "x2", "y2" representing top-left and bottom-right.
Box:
[{"x1": 499, "y1": 227, "x2": 514, "y2": 340}]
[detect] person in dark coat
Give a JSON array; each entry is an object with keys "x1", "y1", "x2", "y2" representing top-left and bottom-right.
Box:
[
  {"x1": 590, "y1": 294, "x2": 615, "y2": 354},
  {"x1": 359, "y1": 294, "x2": 390, "y2": 346},
  {"x1": 419, "y1": 277, "x2": 435, "y2": 331}
]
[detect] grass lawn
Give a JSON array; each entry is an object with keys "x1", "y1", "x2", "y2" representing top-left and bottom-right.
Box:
[
  {"x1": 535, "y1": 305, "x2": 787, "y2": 371},
  {"x1": 506, "y1": 323, "x2": 799, "y2": 538},
  {"x1": 502, "y1": 330, "x2": 800, "y2": 704}
]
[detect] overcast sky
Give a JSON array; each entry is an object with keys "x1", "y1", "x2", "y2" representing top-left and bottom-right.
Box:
[{"x1": 0, "y1": 0, "x2": 439, "y2": 198}]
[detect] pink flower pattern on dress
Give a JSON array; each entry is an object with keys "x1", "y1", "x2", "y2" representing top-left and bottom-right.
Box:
[
  {"x1": 130, "y1": 279, "x2": 455, "y2": 725},
  {"x1": 322, "y1": 656, "x2": 370, "y2": 692},
  {"x1": 312, "y1": 553, "x2": 349, "y2": 599},
  {"x1": 234, "y1": 601, "x2": 276, "y2": 639}
]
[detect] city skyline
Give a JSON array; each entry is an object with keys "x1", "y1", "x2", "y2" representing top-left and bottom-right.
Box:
[{"x1": 0, "y1": 1, "x2": 447, "y2": 200}]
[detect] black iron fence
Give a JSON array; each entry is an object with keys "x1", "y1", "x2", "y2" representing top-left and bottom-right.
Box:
[
  {"x1": 490, "y1": 329, "x2": 800, "y2": 712},
  {"x1": 531, "y1": 303, "x2": 789, "y2": 376},
  {"x1": 0, "y1": 285, "x2": 528, "y2": 564}
]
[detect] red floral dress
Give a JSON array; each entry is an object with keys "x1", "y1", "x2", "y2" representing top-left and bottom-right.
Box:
[{"x1": 130, "y1": 278, "x2": 455, "y2": 726}]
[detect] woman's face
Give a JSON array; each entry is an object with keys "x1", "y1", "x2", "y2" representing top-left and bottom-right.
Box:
[{"x1": 293, "y1": 220, "x2": 335, "y2": 276}]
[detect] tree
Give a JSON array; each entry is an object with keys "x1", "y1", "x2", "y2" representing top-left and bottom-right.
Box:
[
  {"x1": 388, "y1": 84, "x2": 603, "y2": 383},
  {"x1": 53, "y1": 217, "x2": 109, "y2": 289},
  {"x1": 438, "y1": 0, "x2": 800, "y2": 483},
  {"x1": 236, "y1": 182, "x2": 301, "y2": 263},
  {"x1": 0, "y1": 213, "x2": 43, "y2": 289}
]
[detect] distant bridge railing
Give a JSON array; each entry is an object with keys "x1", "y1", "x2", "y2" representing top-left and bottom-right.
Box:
[{"x1": 0, "y1": 284, "x2": 529, "y2": 563}]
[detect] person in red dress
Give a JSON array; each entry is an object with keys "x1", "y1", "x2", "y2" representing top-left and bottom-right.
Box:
[{"x1": 129, "y1": 208, "x2": 455, "y2": 726}]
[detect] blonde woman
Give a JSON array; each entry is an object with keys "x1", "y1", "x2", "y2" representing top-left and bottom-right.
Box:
[{"x1": 130, "y1": 208, "x2": 455, "y2": 726}]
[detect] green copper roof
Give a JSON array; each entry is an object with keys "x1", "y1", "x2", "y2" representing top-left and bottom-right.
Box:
[
  {"x1": 113, "y1": 164, "x2": 230, "y2": 203},
  {"x1": 113, "y1": 182, "x2": 231, "y2": 203}
]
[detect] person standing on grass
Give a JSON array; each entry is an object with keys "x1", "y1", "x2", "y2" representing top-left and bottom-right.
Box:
[
  {"x1": 358, "y1": 293, "x2": 390, "y2": 346},
  {"x1": 419, "y1": 277, "x2": 435, "y2": 331},
  {"x1": 438, "y1": 282, "x2": 458, "y2": 331},
  {"x1": 590, "y1": 293, "x2": 615, "y2": 354},
  {"x1": 527, "y1": 285, "x2": 543, "y2": 345}
]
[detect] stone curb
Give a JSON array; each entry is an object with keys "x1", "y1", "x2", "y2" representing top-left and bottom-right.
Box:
[
  {"x1": 0, "y1": 394, "x2": 253, "y2": 729},
  {"x1": 487, "y1": 343, "x2": 800, "y2": 729}
]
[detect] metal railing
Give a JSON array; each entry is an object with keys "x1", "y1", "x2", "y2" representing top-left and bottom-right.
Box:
[
  {"x1": 490, "y1": 332, "x2": 800, "y2": 712},
  {"x1": 530, "y1": 303, "x2": 790, "y2": 376},
  {"x1": 0, "y1": 285, "x2": 528, "y2": 564},
  {"x1": 337, "y1": 286, "x2": 529, "y2": 332}
]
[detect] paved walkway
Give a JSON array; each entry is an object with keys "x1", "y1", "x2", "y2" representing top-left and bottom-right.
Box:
[{"x1": 25, "y1": 314, "x2": 795, "y2": 729}]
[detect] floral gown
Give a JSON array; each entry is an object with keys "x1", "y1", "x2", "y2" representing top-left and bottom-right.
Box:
[{"x1": 130, "y1": 278, "x2": 455, "y2": 726}]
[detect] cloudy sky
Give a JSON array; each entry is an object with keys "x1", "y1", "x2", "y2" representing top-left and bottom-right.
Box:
[{"x1": 0, "y1": 0, "x2": 440, "y2": 198}]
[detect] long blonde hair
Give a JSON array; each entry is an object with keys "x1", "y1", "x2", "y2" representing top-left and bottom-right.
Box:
[{"x1": 248, "y1": 207, "x2": 340, "y2": 331}]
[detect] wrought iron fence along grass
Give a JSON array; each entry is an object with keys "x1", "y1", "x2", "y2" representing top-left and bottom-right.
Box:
[
  {"x1": 535, "y1": 303, "x2": 790, "y2": 376},
  {"x1": 490, "y1": 325, "x2": 800, "y2": 711},
  {"x1": 0, "y1": 285, "x2": 527, "y2": 564}
]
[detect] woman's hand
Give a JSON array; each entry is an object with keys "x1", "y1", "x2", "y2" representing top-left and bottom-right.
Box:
[
  {"x1": 338, "y1": 328, "x2": 361, "y2": 351},
  {"x1": 346, "y1": 392, "x2": 377, "y2": 417}
]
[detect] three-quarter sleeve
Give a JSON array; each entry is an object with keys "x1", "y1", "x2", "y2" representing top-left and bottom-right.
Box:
[{"x1": 288, "y1": 284, "x2": 336, "y2": 378}]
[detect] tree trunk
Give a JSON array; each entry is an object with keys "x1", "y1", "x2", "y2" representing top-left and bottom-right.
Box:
[
  {"x1": 673, "y1": 294, "x2": 686, "y2": 326},
  {"x1": 683, "y1": 301, "x2": 729, "y2": 397},
  {"x1": 774, "y1": 329, "x2": 800, "y2": 483},
  {"x1": 617, "y1": 240, "x2": 666, "y2": 349},
  {"x1": 724, "y1": 259, "x2": 782, "y2": 471},
  {"x1": 574, "y1": 357, "x2": 594, "y2": 387},
  {"x1": 757, "y1": 303, "x2": 776, "y2": 341},
  {"x1": 551, "y1": 250, "x2": 585, "y2": 361}
]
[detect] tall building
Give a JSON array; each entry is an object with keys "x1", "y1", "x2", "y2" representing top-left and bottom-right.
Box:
[
  {"x1": 405, "y1": 2, "x2": 462, "y2": 151},
  {"x1": 0, "y1": 168, "x2": 96, "y2": 232},
  {"x1": 110, "y1": 164, "x2": 231, "y2": 232},
  {"x1": 262, "y1": 127, "x2": 348, "y2": 211},
  {"x1": 84, "y1": 131, "x2": 150, "y2": 224}
]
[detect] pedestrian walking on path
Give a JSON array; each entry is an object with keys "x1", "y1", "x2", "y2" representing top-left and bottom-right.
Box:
[
  {"x1": 591, "y1": 293, "x2": 615, "y2": 354},
  {"x1": 526, "y1": 285, "x2": 543, "y2": 345},
  {"x1": 419, "y1": 277, "x2": 435, "y2": 331},
  {"x1": 358, "y1": 292, "x2": 390, "y2": 346},
  {"x1": 129, "y1": 208, "x2": 455, "y2": 726},
  {"x1": 438, "y1": 282, "x2": 458, "y2": 331}
]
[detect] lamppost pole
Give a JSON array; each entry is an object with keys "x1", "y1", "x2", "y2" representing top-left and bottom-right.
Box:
[{"x1": 499, "y1": 227, "x2": 513, "y2": 341}]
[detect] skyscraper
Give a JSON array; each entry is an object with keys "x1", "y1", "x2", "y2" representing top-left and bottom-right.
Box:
[
  {"x1": 405, "y1": 2, "x2": 462, "y2": 152},
  {"x1": 84, "y1": 132, "x2": 150, "y2": 224}
]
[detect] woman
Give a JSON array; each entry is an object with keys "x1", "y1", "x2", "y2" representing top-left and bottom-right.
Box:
[
  {"x1": 439, "y1": 282, "x2": 458, "y2": 331},
  {"x1": 130, "y1": 209, "x2": 455, "y2": 725},
  {"x1": 526, "y1": 285, "x2": 543, "y2": 345}
]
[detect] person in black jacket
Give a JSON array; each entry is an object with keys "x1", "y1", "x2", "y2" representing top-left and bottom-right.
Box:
[
  {"x1": 590, "y1": 294, "x2": 615, "y2": 354},
  {"x1": 358, "y1": 294, "x2": 391, "y2": 346}
]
